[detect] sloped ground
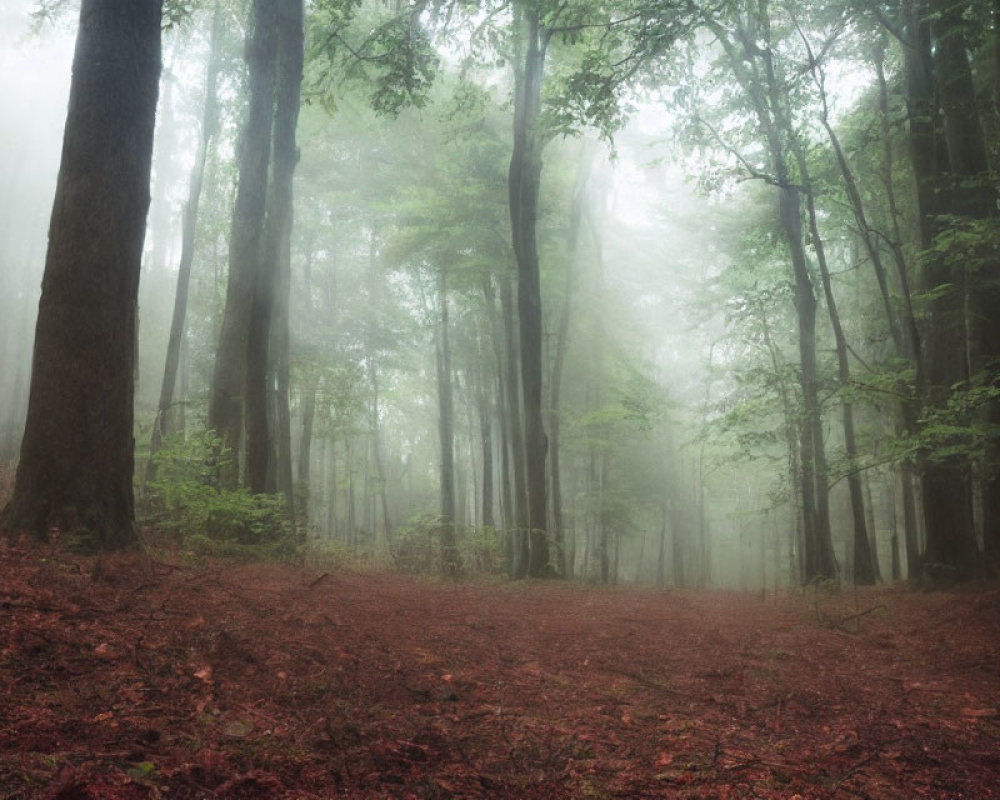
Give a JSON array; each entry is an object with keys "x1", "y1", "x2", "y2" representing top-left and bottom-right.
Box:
[{"x1": 1, "y1": 543, "x2": 998, "y2": 799}]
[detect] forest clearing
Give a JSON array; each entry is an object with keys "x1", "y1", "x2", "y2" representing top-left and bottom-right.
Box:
[{"x1": 2, "y1": 545, "x2": 998, "y2": 799}]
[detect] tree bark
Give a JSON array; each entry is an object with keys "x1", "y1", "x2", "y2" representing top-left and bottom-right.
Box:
[
  {"x1": 930, "y1": 0, "x2": 1000, "y2": 569},
  {"x1": 499, "y1": 271, "x2": 529, "y2": 575},
  {"x1": 437, "y1": 268, "x2": 458, "y2": 575},
  {"x1": 797, "y1": 153, "x2": 877, "y2": 585},
  {"x1": 547, "y1": 145, "x2": 593, "y2": 576},
  {"x1": 710, "y1": 9, "x2": 837, "y2": 582},
  {"x1": 146, "y1": 4, "x2": 223, "y2": 488},
  {"x1": 208, "y1": 0, "x2": 277, "y2": 488},
  {"x1": 1, "y1": 0, "x2": 162, "y2": 547},
  {"x1": 903, "y1": 0, "x2": 981, "y2": 578},
  {"x1": 509, "y1": 5, "x2": 550, "y2": 576},
  {"x1": 266, "y1": 0, "x2": 303, "y2": 521},
  {"x1": 872, "y1": 41, "x2": 922, "y2": 576},
  {"x1": 475, "y1": 344, "x2": 495, "y2": 532}
]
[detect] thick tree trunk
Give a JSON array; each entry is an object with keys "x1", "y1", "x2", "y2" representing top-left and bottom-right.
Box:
[
  {"x1": 208, "y1": 0, "x2": 277, "y2": 487},
  {"x1": 1, "y1": 0, "x2": 162, "y2": 547},
  {"x1": 146, "y1": 5, "x2": 222, "y2": 488},
  {"x1": 930, "y1": 0, "x2": 1000, "y2": 569},
  {"x1": 903, "y1": 0, "x2": 980, "y2": 579},
  {"x1": 268, "y1": 0, "x2": 303, "y2": 521},
  {"x1": 509, "y1": 7, "x2": 550, "y2": 576}
]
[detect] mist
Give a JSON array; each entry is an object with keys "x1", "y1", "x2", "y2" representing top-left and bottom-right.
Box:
[{"x1": 2, "y1": 0, "x2": 993, "y2": 590}]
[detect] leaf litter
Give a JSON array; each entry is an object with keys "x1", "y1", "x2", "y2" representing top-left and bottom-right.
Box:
[{"x1": 1, "y1": 544, "x2": 998, "y2": 799}]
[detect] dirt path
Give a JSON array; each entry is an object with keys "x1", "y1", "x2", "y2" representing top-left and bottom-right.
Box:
[{"x1": 2, "y1": 547, "x2": 998, "y2": 798}]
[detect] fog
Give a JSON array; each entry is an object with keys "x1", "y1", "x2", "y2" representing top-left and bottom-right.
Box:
[
  {"x1": 0, "y1": 1, "x2": 931, "y2": 588},
  {"x1": 0, "y1": 0, "x2": 71, "y2": 458}
]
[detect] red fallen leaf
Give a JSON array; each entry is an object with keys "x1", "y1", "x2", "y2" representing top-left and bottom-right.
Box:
[
  {"x1": 194, "y1": 666, "x2": 213, "y2": 684},
  {"x1": 961, "y1": 707, "x2": 997, "y2": 718},
  {"x1": 93, "y1": 642, "x2": 114, "y2": 660}
]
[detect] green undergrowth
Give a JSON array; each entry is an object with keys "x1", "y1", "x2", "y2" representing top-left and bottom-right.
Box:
[{"x1": 140, "y1": 431, "x2": 297, "y2": 562}]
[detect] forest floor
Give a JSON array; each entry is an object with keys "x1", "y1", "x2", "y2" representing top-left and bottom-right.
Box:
[{"x1": 1, "y1": 544, "x2": 999, "y2": 799}]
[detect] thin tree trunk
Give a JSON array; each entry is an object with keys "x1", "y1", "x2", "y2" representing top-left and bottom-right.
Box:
[
  {"x1": 298, "y1": 376, "x2": 318, "y2": 486},
  {"x1": 794, "y1": 144, "x2": 876, "y2": 584},
  {"x1": 437, "y1": 268, "x2": 458, "y2": 575},
  {"x1": 711, "y1": 11, "x2": 836, "y2": 581},
  {"x1": 872, "y1": 41, "x2": 923, "y2": 576},
  {"x1": 146, "y1": 5, "x2": 222, "y2": 488},
  {"x1": 499, "y1": 272, "x2": 529, "y2": 575},
  {"x1": 657, "y1": 500, "x2": 667, "y2": 588},
  {"x1": 484, "y1": 276, "x2": 516, "y2": 571},
  {"x1": 547, "y1": 144, "x2": 593, "y2": 576},
  {"x1": 476, "y1": 352, "x2": 495, "y2": 531}
]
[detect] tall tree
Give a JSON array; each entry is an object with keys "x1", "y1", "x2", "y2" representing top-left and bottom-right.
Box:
[
  {"x1": 261, "y1": 0, "x2": 304, "y2": 518},
  {"x1": 1, "y1": 0, "x2": 163, "y2": 546},
  {"x1": 508, "y1": 2, "x2": 551, "y2": 576},
  {"x1": 436, "y1": 267, "x2": 459, "y2": 574},
  {"x1": 146, "y1": 3, "x2": 223, "y2": 486},
  {"x1": 928, "y1": 0, "x2": 998, "y2": 572},
  {"x1": 701, "y1": 4, "x2": 837, "y2": 582},
  {"x1": 898, "y1": 0, "x2": 983, "y2": 578},
  {"x1": 209, "y1": 0, "x2": 278, "y2": 488}
]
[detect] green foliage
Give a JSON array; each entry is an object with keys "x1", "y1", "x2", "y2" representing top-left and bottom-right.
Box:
[
  {"x1": 307, "y1": 0, "x2": 439, "y2": 116},
  {"x1": 143, "y1": 432, "x2": 296, "y2": 560},
  {"x1": 390, "y1": 512, "x2": 505, "y2": 576}
]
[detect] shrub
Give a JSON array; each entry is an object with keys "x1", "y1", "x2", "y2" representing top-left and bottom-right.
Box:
[
  {"x1": 390, "y1": 513, "x2": 506, "y2": 577},
  {"x1": 142, "y1": 431, "x2": 296, "y2": 560}
]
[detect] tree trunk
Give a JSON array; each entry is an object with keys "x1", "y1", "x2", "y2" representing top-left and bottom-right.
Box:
[
  {"x1": 712, "y1": 12, "x2": 837, "y2": 582},
  {"x1": 657, "y1": 500, "x2": 668, "y2": 588},
  {"x1": 872, "y1": 41, "x2": 923, "y2": 576},
  {"x1": 146, "y1": 5, "x2": 222, "y2": 489},
  {"x1": 499, "y1": 271, "x2": 529, "y2": 575},
  {"x1": 365, "y1": 233, "x2": 392, "y2": 545},
  {"x1": 208, "y1": 0, "x2": 277, "y2": 488},
  {"x1": 598, "y1": 453, "x2": 609, "y2": 584},
  {"x1": 509, "y1": 6, "x2": 550, "y2": 576},
  {"x1": 270, "y1": 0, "x2": 302, "y2": 521},
  {"x1": 931, "y1": 0, "x2": 1000, "y2": 569},
  {"x1": 903, "y1": 0, "x2": 980, "y2": 579},
  {"x1": 476, "y1": 354, "x2": 495, "y2": 531},
  {"x1": 437, "y1": 268, "x2": 458, "y2": 575},
  {"x1": 484, "y1": 276, "x2": 515, "y2": 569},
  {"x1": 1, "y1": 0, "x2": 162, "y2": 547},
  {"x1": 298, "y1": 375, "x2": 318, "y2": 486},
  {"x1": 794, "y1": 145, "x2": 877, "y2": 584}
]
